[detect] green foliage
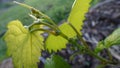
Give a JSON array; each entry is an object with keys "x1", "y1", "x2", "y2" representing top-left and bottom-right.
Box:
[
  {"x1": 0, "y1": 0, "x2": 74, "y2": 32},
  {"x1": 95, "y1": 28, "x2": 120, "y2": 53},
  {"x1": 2, "y1": 0, "x2": 92, "y2": 67},
  {"x1": 45, "y1": 55, "x2": 71, "y2": 68},
  {"x1": 46, "y1": 23, "x2": 76, "y2": 52},
  {"x1": 68, "y1": 0, "x2": 91, "y2": 35},
  {"x1": 0, "y1": 38, "x2": 7, "y2": 62},
  {"x1": 3, "y1": 0, "x2": 119, "y2": 68},
  {"x1": 45, "y1": 0, "x2": 91, "y2": 52},
  {"x1": 0, "y1": 0, "x2": 74, "y2": 62},
  {"x1": 45, "y1": 34, "x2": 68, "y2": 52},
  {"x1": 3, "y1": 20, "x2": 44, "y2": 68},
  {"x1": 0, "y1": 0, "x2": 24, "y2": 10},
  {"x1": 90, "y1": 0, "x2": 100, "y2": 7},
  {"x1": 104, "y1": 28, "x2": 120, "y2": 47},
  {"x1": 59, "y1": 23, "x2": 76, "y2": 38},
  {"x1": 94, "y1": 41, "x2": 105, "y2": 53}
]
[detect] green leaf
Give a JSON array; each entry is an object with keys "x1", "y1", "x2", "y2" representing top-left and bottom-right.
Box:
[
  {"x1": 68, "y1": 0, "x2": 91, "y2": 35},
  {"x1": 45, "y1": 0, "x2": 92, "y2": 52},
  {"x1": 4, "y1": 20, "x2": 44, "y2": 68},
  {"x1": 45, "y1": 34, "x2": 68, "y2": 52},
  {"x1": 95, "y1": 28, "x2": 120, "y2": 53},
  {"x1": 94, "y1": 41, "x2": 105, "y2": 53},
  {"x1": 104, "y1": 28, "x2": 120, "y2": 47},
  {"x1": 45, "y1": 55, "x2": 71, "y2": 68},
  {"x1": 46, "y1": 23, "x2": 76, "y2": 52},
  {"x1": 59, "y1": 23, "x2": 76, "y2": 38}
]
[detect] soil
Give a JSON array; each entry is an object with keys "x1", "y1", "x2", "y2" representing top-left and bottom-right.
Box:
[{"x1": 81, "y1": 0, "x2": 120, "y2": 68}]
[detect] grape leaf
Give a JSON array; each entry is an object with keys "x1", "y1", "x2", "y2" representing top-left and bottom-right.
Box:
[
  {"x1": 94, "y1": 41, "x2": 105, "y2": 53},
  {"x1": 68, "y1": 0, "x2": 91, "y2": 35},
  {"x1": 59, "y1": 23, "x2": 76, "y2": 38},
  {"x1": 45, "y1": 0, "x2": 91, "y2": 52},
  {"x1": 45, "y1": 34, "x2": 68, "y2": 52},
  {"x1": 3, "y1": 20, "x2": 44, "y2": 68},
  {"x1": 104, "y1": 28, "x2": 120, "y2": 47},
  {"x1": 95, "y1": 28, "x2": 120, "y2": 53},
  {"x1": 45, "y1": 55, "x2": 71, "y2": 68},
  {"x1": 45, "y1": 23, "x2": 76, "y2": 52}
]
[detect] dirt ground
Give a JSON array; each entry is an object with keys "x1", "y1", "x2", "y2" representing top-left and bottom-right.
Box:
[{"x1": 79, "y1": 0, "x2": 120, "y2": 68}]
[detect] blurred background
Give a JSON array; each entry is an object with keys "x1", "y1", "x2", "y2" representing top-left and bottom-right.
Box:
[{"x1": 0, "y1": 0, "x2": 120, "y2": 68}]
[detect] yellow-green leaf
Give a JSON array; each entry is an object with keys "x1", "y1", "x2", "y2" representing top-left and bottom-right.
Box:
[
  {"x1": 104, "y1": 28, "x2": 120, "y2": 47},
  {"x1": 4, "y1": 20, "x2": 44, "y2": 68},
  {"x1": 45, "y1": 23, "x2": 75, "y2": 52},
  {"x1": 95, "y1": 28, "x2": 120, "y2": 53},
  {"x1": 59, "y1": 23, "x2": 76, "y2": 38},
  {"x1": 45, "y1": 34, "x2": 68, "y2": 52},
  {"x1": 68, "y1": 0, "x2": 91, "y2": 34},
  {"x1": 45, "y1": 0, "x2": 92, "y2": 52},
  {"x1": 94, "y1": 41, "x2": 105, "y2": 53}
]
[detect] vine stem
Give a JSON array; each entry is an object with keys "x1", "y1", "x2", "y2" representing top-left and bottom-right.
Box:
[
  {"x1": 14, "y1": 1, "x2": 60, "y2": 31},
  {"x1": 28, "y1": 19, "x2": 116, "y2": 64},
  {"x1": 68, "y1": 23, "x2": 115, "y2": 64},
  {"x1": 13, "y1": 1, "x2": 32, "y2": 9},
  {"x1": 13, "y1": 0, "x2": 118, "y2": 65},
  {"x1": 68, "y1": 23, "x2": 89, "y2": 48},
  {"x1": 106, "y1": 48, "x2": 113, "y2": 61},
  {"x1": 30, "y1": 28, "x2": 56, "y2": 35},
  {"x1": 28, "y1": 20, "x2": 69, "y2": 40},
  {"x1": 28, "y1": 21, "x2": 58, "y2": 31}
]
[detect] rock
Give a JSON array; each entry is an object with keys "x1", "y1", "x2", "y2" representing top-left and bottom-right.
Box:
[{"x1": 0, "y1": 58, "x2": 13, "y2": 68}]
